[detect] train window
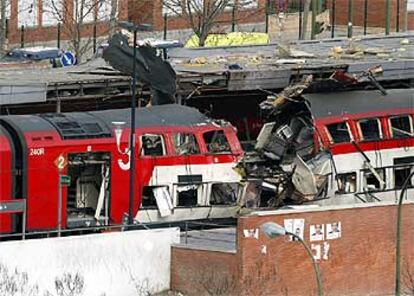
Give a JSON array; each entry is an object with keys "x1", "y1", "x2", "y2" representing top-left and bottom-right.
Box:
[
  {"x1": 172, "y1": 133, "x2": 200, "y2": 155},
  {"x1": 326, "y1": 122, "x2": 351, "y2": 143},
  {"x1": 358, "y1": 118, "x2": 382, "y2": 141},
  {"x1": 394, "y1": 166, "x2": 413, "y2": 189},
  {"x1": 141, "y1": 134, "x2": 165, "y2": 156},
  {"x1": 390, "y1": 116, "x2": 413, "y2": 138},
  {"x1": 336, "y1": 173, "x2": 357, "y2": 194},
  {"x1": 210, "y1": 183, "x2": 240, "y2": 205},
  {"x1": 363, "y1": 169, "x2": 385, "y2": 192},
  {"x1": 177, "y1": 185, "x2": 198, "y2": 206},
  {"x1": 142, "y1": 186, "x2": 173, "y2": 216},
  {"x1": 203, "y1": 130, "x2": 231, "y2": 154},
  {"x1": 141, "y1": 186, "x2": 158, "y2": 207}
]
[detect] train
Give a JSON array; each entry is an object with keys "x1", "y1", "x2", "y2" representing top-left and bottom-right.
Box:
[
  {"x1": 242, "y1": 88, "x2": 414, "y2": 207},
  {"x1": 0, "y1": 105, "x2": 244, "y2": 235}
]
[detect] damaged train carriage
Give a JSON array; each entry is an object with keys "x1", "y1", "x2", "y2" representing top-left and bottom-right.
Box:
[
  {"x1": 241, "y1": 88, "x2": 414, "y2": 207},
  {"x1": 0, "y1": 105, "x2": 244, "y2": 235}
]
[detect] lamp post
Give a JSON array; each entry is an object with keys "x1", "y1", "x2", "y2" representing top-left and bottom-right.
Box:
[
  {"x1": 118, "y1": 21, "x2": 152, "y2": 226},
  {"x1": 395, "y1": 170, "x2": 414, "y2": 295},
  {"x1": 261, "y1": 222, "x2": 324, "y2": 296}
]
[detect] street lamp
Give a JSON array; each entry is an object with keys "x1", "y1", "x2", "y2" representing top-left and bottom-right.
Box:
[
  {"x1": 260, "y1": 222, "x2": 324, "y2": 296},
  {"x1": 395, "y1": 170, "x2": 414, "y2": 296},
  {"x1": 117, "y1": 21, "x2": 152, "y2": 226}
]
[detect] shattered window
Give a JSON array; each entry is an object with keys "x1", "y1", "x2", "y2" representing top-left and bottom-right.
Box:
[
  {"x1": 210, "y1": 183, "x2": 239, "y2": 205},
  {"x1": 173, "y1": 133, "x2": 200, "y2": 155},
  {"x1": 203, "y1": 130, "x2": 231, "y2": 154},
  {"x1": 337, "y1": 173, "x2": 357, "y2": 193},
  {"x1": 363, "y1": 169, "x2": 385, "y2": 192},
  {"x1": 358, "y1": 118, "x2": 382, "y2": 141},
  {"x1": 390, "y1": 116, "x2": 413, "y2": 138},
  {"x1": 141, "y1": 134, "x2": 165, "y2": 156},
  {"x1": 394, "y1": 166, "x2": 413, "y2": 189},
  {"x1": 326, "y1": 122, "x2": 351, "y2": 144},
  {"x1": 141, "y1": 186, "x2": 157, "y2": 208},
  {"x1": 177, "y1": 185, "x2": 199, "y2": 206}
]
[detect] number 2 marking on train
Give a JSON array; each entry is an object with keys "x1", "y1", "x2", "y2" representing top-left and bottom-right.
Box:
[{"x1": 29, "y1": 148, "x2": 45, "y2": 156}]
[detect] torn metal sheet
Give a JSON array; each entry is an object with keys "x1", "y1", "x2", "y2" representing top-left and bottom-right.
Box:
[
  {"x1": 237, "y1": 66, "x2": 414, "y2": 209},
  {"x1": 103, "y1": 33, "x2": 177, "y2": 105},
  {"x1": 153, "y1": 187, "x2": 173, "y2": 217}
]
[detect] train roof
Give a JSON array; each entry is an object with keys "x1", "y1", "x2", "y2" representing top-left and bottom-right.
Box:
[
  {"x1": 303, "y1": 88, "x2": 414, "y2": 118},
  {"x1": 92, "y1": 104, "x2": 209, "y2": 128},
  {"x1": 0, "y1": 104, "x2": 211, "y2": 140}
]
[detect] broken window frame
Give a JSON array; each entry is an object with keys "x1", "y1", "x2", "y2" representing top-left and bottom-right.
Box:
[
  {"x1": 173, "y1": 183, "x2": 207, "y2": 207},
  {"x1": 394, "y1": 165, "x2": 414, "y2": 189},
  {"x1": 357, "y1": 118, "x2": 383, "y2": 142},
  {"x1": 209, "y1": 182, "x2": 240, "y2": 206},
  {"x1": 140, "y1": 134, "x2": 166, "y2": 157},
  {"x1": 203, "y1": 130, "x2": 232, "y2": 154},
  {"x1": 326, "y1": 121, "x2": 352, "y2": 144},
  {"x1": 336, "y1": 172, "x2": 357, "y2": 194},
  {"x1": 362, "y1": 168, "x2": 386, "y2": 192},
  {"x1": 389, "y1": 115, "x2": 413, "y2": 139},
  {"x1": 172, "y1": 132, "x2": 201, "y2": 155}
]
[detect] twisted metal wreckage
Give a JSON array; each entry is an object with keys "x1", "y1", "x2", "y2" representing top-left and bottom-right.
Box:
[
  {"x1": 238, "y1": 66, "x2": 414, "y2": 209},
  {"x1": 102, "y1": 32, "x2": 413, "y2": 214}
]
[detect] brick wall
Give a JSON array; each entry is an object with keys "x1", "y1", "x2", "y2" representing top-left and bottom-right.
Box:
[
  {"x1": 326, "y1": 0, "x2": 414, "y2": 30},
  {"x1": 6, "y1": 0, "x2": 129, "y2": 46},
  {"x1": 171, "y1": 247, "x2": 238, "y2": 296},
  {"x1": 130, "y1": 0, "x2": 268, "y2": 32},
  {"x1": 171, "y1": 203, "x2": 414, "y2": 295}
]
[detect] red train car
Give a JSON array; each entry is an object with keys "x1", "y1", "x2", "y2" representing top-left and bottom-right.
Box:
[
  {"x1": 0, "y1": 127, "x2": 14, "y2": 233},
  {"x1": 0, "y1": 105, "x2": 244, "y2": 235}
]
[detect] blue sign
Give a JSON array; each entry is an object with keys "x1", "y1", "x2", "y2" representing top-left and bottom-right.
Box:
[{"x1": 60, "y1": 51, "x2": 76, "y2": 67}]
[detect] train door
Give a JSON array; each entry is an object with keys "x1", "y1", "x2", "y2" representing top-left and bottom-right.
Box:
[{"x1": 66, "y1": 152, "x2": 111, "y2": 228}]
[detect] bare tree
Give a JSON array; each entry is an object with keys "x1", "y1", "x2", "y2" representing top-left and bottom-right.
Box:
[
  {"x1": 44, "y1": 0, "x2": 118, "y2": 62},
  {"x1": 0, "y1": 0, "x2": 10, "y2": 52},
  {"x1": 108, "y1": 0, "x2": 119, "y2": 36},
  {"x1": 163, "y1": 0, "x2": 235, "y2": 47}
]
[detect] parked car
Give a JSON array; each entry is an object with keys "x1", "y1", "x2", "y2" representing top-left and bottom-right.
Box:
[{"x1": 1, "y1": 47, "x2": 63, "y2": 63}]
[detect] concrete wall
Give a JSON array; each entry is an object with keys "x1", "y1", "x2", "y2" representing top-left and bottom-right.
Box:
[
  {"x1": 0, "y1": 228, "x2": 180, "y2": 296},
  {"x1": 171, "y1": 203, "x2": 414, "y2": 295}
]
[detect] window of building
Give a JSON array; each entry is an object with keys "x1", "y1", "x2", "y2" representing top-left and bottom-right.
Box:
[
  {"x1": 42, "y1": 0, "x2": 61, "y2": 26},
  {"x1": 97, "y1": 0, "x2": 112, "y2": 21},
  {"x1": 203, "y1": 130, "x2": 231, "y2": 154},
  {"x1": 394, "y1": 166, "x2": 413, "y2": 189},
  {"x1": 336, "y1": 173, "x2": 357, "y2": 194},
  {"x1": 141, "y1": 134, "x2": 165, "y2": 156},
  {"x1": 358, "y1": 118, "x2": 382, "y2": 141},
  {"x1": 408, "y1": 0, "x2": 414, "y2": 11},
  {"x1": 326, "y1": 122, "x2": 351, "y2": 144},
  {"x1": 74, "y1": 0, "x2": 95, "y2": 24},
  {"x1": 162, "y1": 0, "x2": 183, "y2": 16},
  {"x1": 18, "y1": 0, "x2": 39, "y2": 28},
  {"x1": 172, "y1": 133, "x2": 200, "y2": 155},
  {"x1": 363, "y1": 169, "x2": 386, "y2": 192},
  {"x1": 390, "y1": 115, "x2": 413, "y2": 138}
]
